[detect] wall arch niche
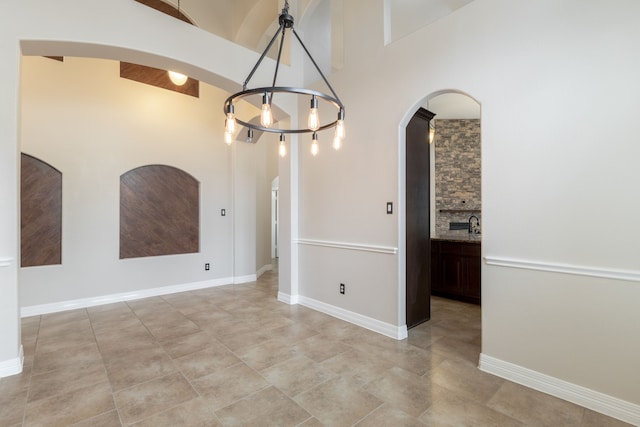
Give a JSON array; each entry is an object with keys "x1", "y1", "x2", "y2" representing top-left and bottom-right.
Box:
[
  {"x1": 120, "y1": 164, "x2": 199, "y2": 259},
  {"x1": 21, "y1": 153, "x2": 62, "y2": 267}
]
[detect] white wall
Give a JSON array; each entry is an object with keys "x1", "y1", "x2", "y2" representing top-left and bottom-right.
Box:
[{"x1": 297, "y1": 0, "x2": 640, "y2": 415}]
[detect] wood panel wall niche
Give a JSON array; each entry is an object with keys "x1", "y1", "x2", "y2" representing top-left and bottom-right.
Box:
[
  {"x1": 21, "y1": 153, "x2": 62, "y2": 267},
  {"x1": 120, "y1": 165, "x2": 199, "y2": 259}
]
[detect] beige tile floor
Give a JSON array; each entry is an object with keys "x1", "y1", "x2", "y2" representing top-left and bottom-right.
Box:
[{"x1": 0, "y1": 269, "x2": 632, "y2": 426}]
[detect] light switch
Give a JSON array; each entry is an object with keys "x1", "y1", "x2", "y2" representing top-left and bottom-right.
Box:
[
  {"x1": 221, "y1": 209, "x2": 226, "y2": 216},
  {"x1": 387, "y1": 202, "x2": 393, "y2": 214}
]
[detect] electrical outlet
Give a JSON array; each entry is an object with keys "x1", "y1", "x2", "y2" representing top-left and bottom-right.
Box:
[
  {"x1": 340, "y1": 283, "x2": 345, "y2": 294},
  {"x1": 205, "y1": 263, "x2": 210, "y2": 271}
]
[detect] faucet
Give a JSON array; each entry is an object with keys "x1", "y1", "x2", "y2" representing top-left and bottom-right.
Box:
[{"x1": 468, "y1": 215, "x2": 480, "y2": 234}]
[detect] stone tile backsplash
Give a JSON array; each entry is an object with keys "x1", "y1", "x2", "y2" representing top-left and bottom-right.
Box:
[{"x1": 434, "y1": 119, "x2": 481, "y2": 235}]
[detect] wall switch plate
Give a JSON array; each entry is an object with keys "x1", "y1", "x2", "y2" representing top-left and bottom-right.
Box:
[
  {"x1": 340, "y1": 283, "x2": 345, "y2": 294},
  {"x1": 387, "y1": 202, "x2": 393, "y2": 214},
  {"x1": 221, "y1": 209, "x2": 226, "y2": 216},
  {"x1": 205, "y1": 263, "x2": 210, "y2": 271}
]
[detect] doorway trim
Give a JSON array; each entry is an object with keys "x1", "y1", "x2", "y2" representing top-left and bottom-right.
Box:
[{"x1": 271, "y1": 176, "x2": 279, "y2": 259}]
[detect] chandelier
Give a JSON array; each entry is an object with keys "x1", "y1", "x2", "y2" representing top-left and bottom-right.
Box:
[{"x1": 223, "y1": 0, "x2": 345, "y2": 157}]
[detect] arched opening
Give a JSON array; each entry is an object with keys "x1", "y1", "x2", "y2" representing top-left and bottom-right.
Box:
[{"x1": 399, "y1": 89, "x2": 481, "y2": 362}]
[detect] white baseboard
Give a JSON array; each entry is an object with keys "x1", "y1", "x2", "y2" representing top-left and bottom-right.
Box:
[
  {"x1": 277, "y1": 292, "x2": 298, "y2": 305},
  {"x1": 256, "y1": 264, "x2": 272, "y2": 279},
  {"x1": 298, "y1": 296, "x2": 407, "y2": 340},
  {"x1": 233, "y1": 274, "x2": 257, "y2": 284},
  {"x1": 479, "y1": 353, "x2": 640, "y2": 426},
  {"x1": 0, "y1": 345, "x2": 23, "y2": 379},
  {"x1": 21, "y1": 277, "x2": 236, "y2": 317}
]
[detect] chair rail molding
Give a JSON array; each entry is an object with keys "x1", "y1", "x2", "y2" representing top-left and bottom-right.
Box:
[
  {"x1": 484, "y1": 256, "x2": 640, "y2": 283},
  {"x1": 296, "y1": 239, "x2": 398, "y2": 255},
  {"x1": 0, "y1": 257, "x2": 13, "y2": 267}
]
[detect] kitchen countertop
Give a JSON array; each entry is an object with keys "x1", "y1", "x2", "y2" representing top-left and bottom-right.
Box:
[{"x1": 431, "y1": 233, "x2": 482, "y2": 243}]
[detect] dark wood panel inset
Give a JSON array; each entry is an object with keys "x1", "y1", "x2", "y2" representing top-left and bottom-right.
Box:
[
  {"x1": 120, "y1": 62, "x2": 199, "y2": 98},
  {"x1": 120, "y1": 165, "x2": 199, "y2": 259},
  {"x1": 134, "y1": 0, "x2": 194, "y2": 24},
  {"x1": 21, "y1": 153, "x2": 62, "y2": 267}
]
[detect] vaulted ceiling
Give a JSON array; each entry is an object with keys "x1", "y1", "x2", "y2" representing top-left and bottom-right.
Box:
[
  {"x1": 147, "y1": 0, "x2": 476, "y2": 56},
  {"x1": 135, "y1": 0, "x2": 480, "y2": 116},
  {"x1": 150, "y1": 0, "x2": 316, "y2": 57}
]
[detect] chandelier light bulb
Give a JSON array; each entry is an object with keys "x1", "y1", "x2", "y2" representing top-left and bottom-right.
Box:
[
  {"x1": 224, "y1": 131, "x2": 233, "y2": 145},
  {"x1": 335, "y1": 110, "x2": 345, "y2": 139},
  {"x1": 225, "y1": 105, "x2": 236, "y2": 134},
  {"x1": 168, "y1": 71, "x2": 188, "y2": 86},
  {"x1": 279, "y1": 134, "x2": 287, "y2": 157},
  {"x1": 311, "y1": 132, "x2": 319, "y2": 156},
  {"x1": 332, "y1": 134, "x2": 342, "y2": 150},
  {"x1": 261, "y1": 93, "x2": 273, "y2": 128},
  {"x1": 308, "y1": 96, "x2": 320, "y2": 131}
]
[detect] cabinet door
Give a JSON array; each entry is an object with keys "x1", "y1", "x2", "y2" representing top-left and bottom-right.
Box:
[
  {"x1": 461, "y1": 253, "x2": 481, "y2": 301},
  {"x1": 439, "y1": 250, "x2": 463, "y2": 295},
  {"x1": 431, "y1": 240, "x2": 481, "y2": 304}
]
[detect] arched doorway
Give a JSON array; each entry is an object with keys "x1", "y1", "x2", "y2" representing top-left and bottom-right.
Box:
[{"x1": 402, "y1": 90, "x2": 481, "y2": 329}]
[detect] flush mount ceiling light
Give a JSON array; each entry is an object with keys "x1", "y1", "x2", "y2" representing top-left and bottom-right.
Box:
[
  {"x1": 168, "y1": 70, "x2": 188, "y2": 86},
  {"x1": 223, "y1": 0, "x2": 345, "y2": 156}
]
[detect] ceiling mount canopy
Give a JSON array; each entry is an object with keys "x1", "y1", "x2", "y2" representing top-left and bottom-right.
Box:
[{"x1": 223, "y1": 0, "x2": 345, "y2": 156}]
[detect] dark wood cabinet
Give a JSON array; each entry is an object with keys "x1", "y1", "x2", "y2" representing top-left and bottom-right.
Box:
[{"x1": 431, "y1": 239, "x2": 481, "y2": 304}]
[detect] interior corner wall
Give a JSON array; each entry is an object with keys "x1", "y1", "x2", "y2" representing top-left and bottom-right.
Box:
[
  {"x1": 297, "y1": 0, "x2": 640, "y2": 410},
  {"x1": 0, "y1": 42, "x2": 20, "y2": 365},
  {"x1": 18, "y1": 55, "x2": 261, "y2": 307}
]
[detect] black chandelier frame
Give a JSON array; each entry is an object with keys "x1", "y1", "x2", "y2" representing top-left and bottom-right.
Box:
[{"x1": 223, "y1": 0, "x2": 345, "y2": 135}]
